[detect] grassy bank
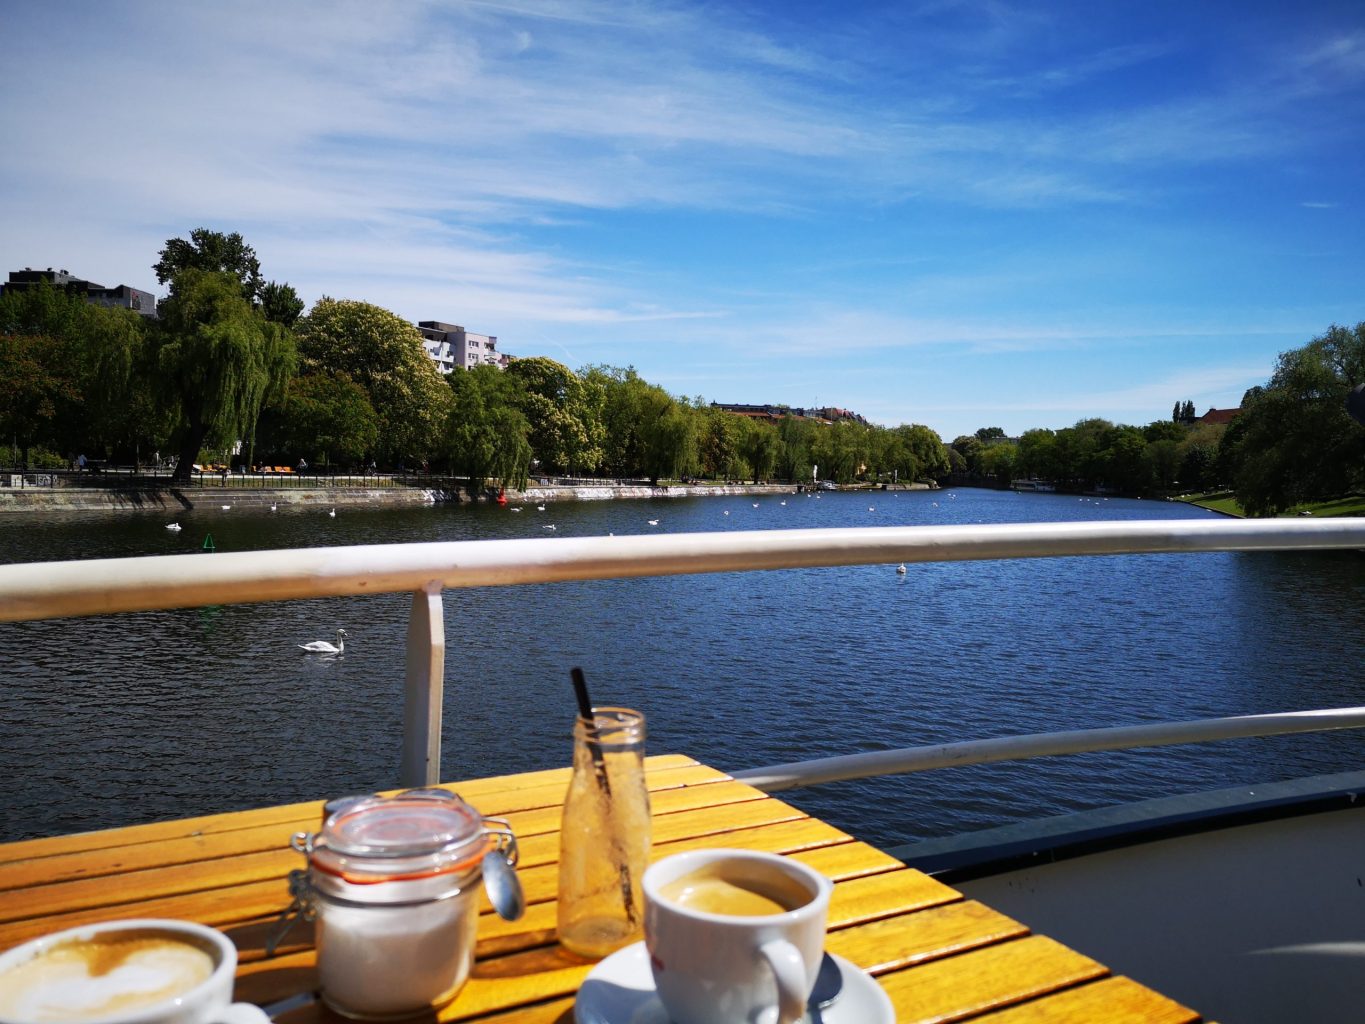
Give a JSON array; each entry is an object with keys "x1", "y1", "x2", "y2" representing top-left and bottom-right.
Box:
[{"x1": 1179, "y1": 491, "x2": 1365, "y2": 518}]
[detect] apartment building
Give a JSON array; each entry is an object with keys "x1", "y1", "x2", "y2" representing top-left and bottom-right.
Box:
[
  {"x1": 417, "y1": 321, "x2": 510, "y2": 373},
  {"x1": 2, "y1": 268, "x2": 157, "y2": 317}
]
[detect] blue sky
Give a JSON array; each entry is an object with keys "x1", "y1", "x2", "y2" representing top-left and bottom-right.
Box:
[{"x1": 2, "y1": 1, "x2": 1362, "y2": 441}]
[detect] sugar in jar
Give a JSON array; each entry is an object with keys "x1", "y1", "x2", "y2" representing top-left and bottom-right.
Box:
[{"x1": 289, "y1": 789, "x2": 519, "y2": 1020}]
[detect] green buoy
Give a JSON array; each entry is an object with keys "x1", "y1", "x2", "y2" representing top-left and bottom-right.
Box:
[{"x1": 202, "y1": 533, "x2": 216, "y2": 552}]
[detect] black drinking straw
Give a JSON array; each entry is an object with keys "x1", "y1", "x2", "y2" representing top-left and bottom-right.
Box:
[
  {"x1": 571, "y1": 667, "x2": 612, "y2": 796},
  {"x1": 570, "y1": 666, "x2": 636, "y2": 927}
]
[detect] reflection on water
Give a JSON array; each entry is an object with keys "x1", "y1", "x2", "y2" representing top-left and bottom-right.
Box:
[{"x1": 2, "y1": 490, "x2": 1363, "y2": 847}]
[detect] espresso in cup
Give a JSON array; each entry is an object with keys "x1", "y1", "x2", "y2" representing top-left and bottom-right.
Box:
[
  {"x1": 657, "y1": 864, "x2": 811, "y2": 917},
  {"x1": 0, "y1": 920, "x2": 266, "y2": 1024},
  {"x1": 644, "y1": 849, "x2": 833, "y2": 1024}
]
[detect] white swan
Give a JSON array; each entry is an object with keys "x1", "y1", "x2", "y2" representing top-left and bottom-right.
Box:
[
  {"x1": 543, "y1": 524, "x2": 556, "y2": 531},
  {"x1": 723, "y1": 510, "x2": 730, "y2": 516},
  {"x1": 896, "y1": 564, "x2": 907, "y2": 575},
  {"x1": 300, "y1": 628, "x2": 347, "y2": 654},
  {"x1": 165, "y1": 523, "x2": 182, "y2": 532},
  {"x1": 270, "y1": 504, "x2": 277, "y2": 512},
  {"x1": 328, "y1": 508, "x2": 336, "y2": 518},
  {"x1": 510, "y1": 507, "x2": 522, "y2": 512},
  {"x1": 537, "y1": 504, "x2": 546, "y2": 511},
  {"x1": 648, "y1": 519, "x2": 659, "y2": 526},
  {"x1": 221, "y1": 505, "x2": 231, "y2": 511}
]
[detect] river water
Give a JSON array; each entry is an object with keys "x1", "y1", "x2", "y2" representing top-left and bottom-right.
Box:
[{"x1": 2, "y1": 489, "x2": 1363, "y2": 848}]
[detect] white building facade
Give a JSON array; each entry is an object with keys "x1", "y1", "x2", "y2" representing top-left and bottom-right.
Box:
[{"x1": 417, "y1": 321, "x2": 509, "y2": 373}]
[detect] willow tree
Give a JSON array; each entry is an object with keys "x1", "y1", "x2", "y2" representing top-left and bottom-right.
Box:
[
  {"x1": 295, "y1": 298, "x2": 451, "y2": 464},
  {"x1": 445, "y1": 364, "x2": 532, "y2": 490},
  {"x1": 154, "y1": 269, "x2": 296, "y2": 481}
]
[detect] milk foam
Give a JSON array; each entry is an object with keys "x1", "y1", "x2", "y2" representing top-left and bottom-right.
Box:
[{"x1": 0, "y1": 937, "x2": 215, "y2": 1023}]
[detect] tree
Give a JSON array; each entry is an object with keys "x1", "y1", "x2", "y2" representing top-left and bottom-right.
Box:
[
  {"x1": 899, "y1": 424, "x2": 950, "y2": 481},
  {"x1": 979, "y1": 442, "x2": 1017, "y2": 482},
  {"x1": 699, "y1": 405, "x2": 746, "y2": 480},
  {"x1": 1016, "y1": 428, "x2": 1059, "y2": 480},
  {"x1": 775, "y1": 414, "x2": 815, "y2": 483},
  {"x1": 0, "y1": 333, "x2": 80, "y2": 465},
  {"x1": 975, "y1": 426, "x2": 1006, "y2": 442},
  {"x1": 444, "y1": 364, "x2": 532, "y2": 490},
  {"x1": 155, "y1": 229, "x2": 264, "y2": 304},
  {"x1": 0, "y1": 278, "x2": 151, "y2": 464},
  {"x1": 1225, "y1": 323, "x2": 1365, "y2": 515},
  {"x1": 295, "y1": 298, "x2": 451, "y2": 464},
  {"x1": 1183, "y1": 400, "x2": 1196, "y2": 421},
  {"x1": 271, "y1": 372, "x2": 379, "y2": 467},
  {"x1": 951, "y1": 435, "x2": 983, "y2": 475},
  {"x1": 152, "y1": 269, "x2": 296, "y2": 481},
  {"x1": 505, "y1": 357, "x2": 602, "y2": 474},
  {"x1": 260, "y1": 281, "x2": 305, "y2": 327},
  {"x1": 737, "y1": 418, "x2": 780, "y2": 483}
]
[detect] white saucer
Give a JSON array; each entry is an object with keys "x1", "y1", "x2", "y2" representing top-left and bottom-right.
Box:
[{"x1": 574, "y1": 942, "x2": 893, "y2": 1024}]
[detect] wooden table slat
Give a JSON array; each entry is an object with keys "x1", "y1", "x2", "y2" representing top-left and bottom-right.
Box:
[
  {"x1": 967, "y1": 976, "x2": 1200, "y2": 1024},
  {"x1": 877, "y1": 935, "x2": 1109, "y2": 1024},
  {"x1": 828, "y1": 899, "x2": 1028, "y2": 975}
]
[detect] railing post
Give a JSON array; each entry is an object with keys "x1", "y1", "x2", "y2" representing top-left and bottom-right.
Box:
[{"x1": 401, "y1": 583, "x2": 445, "y2": 787}]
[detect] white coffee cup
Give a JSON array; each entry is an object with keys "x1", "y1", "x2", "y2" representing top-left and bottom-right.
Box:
[
  {"x1": 0, "y1": 919, "x2": 268, "y2": 1024},
  {"x1": 643, "y1": 849, "x2": 832, "y2": 1024}
]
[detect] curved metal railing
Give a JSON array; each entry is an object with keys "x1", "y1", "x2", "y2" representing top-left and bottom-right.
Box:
[{"x1": 2, "y1": 517, "x2": 1363, "y2": 787}]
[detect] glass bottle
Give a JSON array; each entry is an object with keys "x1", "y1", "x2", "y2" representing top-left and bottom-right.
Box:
[{"x1": 557, "y1": 706, "x2": 651, "y2": 959}]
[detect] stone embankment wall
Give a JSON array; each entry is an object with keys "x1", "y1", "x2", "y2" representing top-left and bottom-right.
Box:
[
  {"x1": 0, "y1": 481, "x2": 819, "y2": 513},
  {"x1": 0, "y1": 487, "x2": 438, "y2": 514}
]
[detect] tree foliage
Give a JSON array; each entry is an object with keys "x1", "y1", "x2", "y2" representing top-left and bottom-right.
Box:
[
  {"x1": 260, "y1": 281, "x2": 305, "y2": 327},
  {"x1": 505, "y1": 357, "x2": 601, "y2": 474},
  {"x1": 295, "y1": 298, "x2": 451, "y2": 464},
  {"x1": 0, "y1": 279, "x2": 151, "y2": 463},
  {"x1": 444, "y1": 365, "x2": 532, "y2": 490},
  {"x1": 155, "y1": 228, "x2": 264, "y2": 304},
  {"x1": 153, "y1": 269, "x2": 296, "y2": 480},
  {"x1": 269, "y1": 372, "x2": 379, "y2": 466},
  {"x1": 1222, "y1": 323, "x2": 1365, "y2": 515}
]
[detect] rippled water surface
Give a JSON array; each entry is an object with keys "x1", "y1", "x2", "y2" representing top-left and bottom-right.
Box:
[{"x1": 3, "y1": 489, "x2": 1364, "y2": 847}]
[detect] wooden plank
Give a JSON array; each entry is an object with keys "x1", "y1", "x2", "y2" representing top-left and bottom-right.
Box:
[
  {"x1": 0, "y1": 848, "x2": 298, "y2": 926},
  {"x1": 827, "y1": 901, "x2": 1027, "y2": 974},
  {"x1": 489, "y1": 778, "x2": 769, "y2": 851},
  {"x1": 0, "y1": 878, "x2": 291, "y2": 952},
  {"x1": 967, "y1": 976, "x2": 1200, "y2": 1024},
  {"x1": 0, "y1": 765, "x2": 742, "y2": 894},
  {"x1": 788, "y1": 840, "x2": 909, "y2": 881},
  {"x1": 0, "y1": 820, "x2": 307, "y2": 893},
  {"x1": 0, "y1": 756, "x2": 715, "y2": 868},
  {"x1": 877, "y1": 936, "x2": 1108, "y2": 1024},
  {"x1": 826, "y1": 868, "x2": 962, "y2": 929}
]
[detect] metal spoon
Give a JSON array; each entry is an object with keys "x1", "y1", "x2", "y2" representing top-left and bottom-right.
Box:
[
  {"x1": 807, "y1": 953, "x2": 843, "y2": 1023},
  {"x1": 483, "y1": 849, "x2": 525, "y2": 921}
]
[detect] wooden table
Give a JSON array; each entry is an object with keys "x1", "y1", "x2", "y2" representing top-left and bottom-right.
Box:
[{"x1": 0, "y1": 755, "x2": 1203, "y2": 1023}]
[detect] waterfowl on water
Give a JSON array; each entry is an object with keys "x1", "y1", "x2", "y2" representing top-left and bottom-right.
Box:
[{"x1": 300, "y1": 629, "x2": 347, "y2": 655}]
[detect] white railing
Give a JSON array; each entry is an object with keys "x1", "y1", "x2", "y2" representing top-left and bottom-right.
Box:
[{"x1": 2, "y1": 517, "x2": 1363, "y2": 788}]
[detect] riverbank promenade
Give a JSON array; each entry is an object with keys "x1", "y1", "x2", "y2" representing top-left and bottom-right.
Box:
[{"x1": 0, "y1": 468, "x2": 812, "y2": 514}]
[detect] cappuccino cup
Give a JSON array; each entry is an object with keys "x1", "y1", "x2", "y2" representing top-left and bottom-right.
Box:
[
  {"x1": 643, "y1": 849, "x2": 832, "y2": 1024},
  {"x1": 0, "y1": 920, "x2": 268, "y2": 1024}
]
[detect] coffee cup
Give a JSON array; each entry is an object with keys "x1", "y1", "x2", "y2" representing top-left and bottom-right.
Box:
[
  {"x1": 643, "y1": 849, "x2": 832, "y2": 1024},
  {"x1": 0, "y1": 919, "x2": 268, "y2": 1024}
]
